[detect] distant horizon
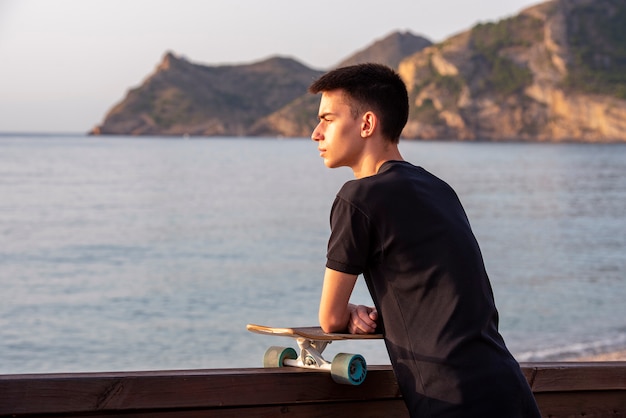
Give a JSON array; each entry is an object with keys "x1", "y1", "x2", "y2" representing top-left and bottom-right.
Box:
[{"x1": 0, "y1": 131, "x2": 87, "y2": 135}]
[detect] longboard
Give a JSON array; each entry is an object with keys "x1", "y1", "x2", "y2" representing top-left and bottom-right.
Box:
[{"x1": 246, "y1": 323, "x2": 383, "y2": 385}]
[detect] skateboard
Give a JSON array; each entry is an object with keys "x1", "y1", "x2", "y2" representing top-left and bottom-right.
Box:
[{"x1": 246, "y1": 323, "x2": 383, "y2": 385}]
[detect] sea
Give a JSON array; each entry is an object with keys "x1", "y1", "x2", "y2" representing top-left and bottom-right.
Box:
[{"x1": 1, "y1": 134, "x2": 625, "y2": 375}]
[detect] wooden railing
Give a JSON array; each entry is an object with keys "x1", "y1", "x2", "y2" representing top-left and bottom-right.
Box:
[{"x1": 1, "y1": 362, "x2": 625, "y2": 417}]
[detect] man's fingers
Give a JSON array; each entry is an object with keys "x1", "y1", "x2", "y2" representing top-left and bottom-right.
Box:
[
  {"x1": 349, "y1": 305, "x2": 377, "y2": 334},
  {"x1": 357, "y1": 305, "x2": 377, "y2": 327},
  {"x1": 368, "y1": 308, "x2": 378, "y2": 321}
]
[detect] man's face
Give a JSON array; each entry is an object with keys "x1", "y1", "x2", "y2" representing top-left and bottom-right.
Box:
[{"x1": 311, "y1": 89, "x2": 363, "y2": 169}]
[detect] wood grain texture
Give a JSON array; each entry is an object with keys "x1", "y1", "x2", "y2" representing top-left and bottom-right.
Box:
[{"x1": 1, "y1": 363, "x2": 624, "y2": 417}]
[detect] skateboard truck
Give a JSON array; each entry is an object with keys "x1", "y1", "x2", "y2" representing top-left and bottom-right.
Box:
[
  {"x1": 293, "y1": 338, "x2": 330, "y2": 368},
  {"x1": 264, "y1": 340, "x2": 367, "y2": 385}
]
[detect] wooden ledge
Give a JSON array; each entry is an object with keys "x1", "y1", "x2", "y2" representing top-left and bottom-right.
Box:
[{"x1": 1, "y1": 363, "x2": 624, "y2": 417}]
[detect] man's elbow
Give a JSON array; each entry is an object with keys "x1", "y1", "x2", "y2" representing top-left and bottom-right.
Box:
[{"x1": 319, "y1": 314, "x2": 347, "y2": 334}]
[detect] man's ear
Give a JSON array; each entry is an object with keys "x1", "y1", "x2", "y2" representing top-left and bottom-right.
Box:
[{"x1": 360, "y1": 111, "x2": 377, "y2": 138}]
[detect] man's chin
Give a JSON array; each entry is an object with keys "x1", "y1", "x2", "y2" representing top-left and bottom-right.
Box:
[{"x1": 323, "y1": 158, "x2": 343, "y2": 169}]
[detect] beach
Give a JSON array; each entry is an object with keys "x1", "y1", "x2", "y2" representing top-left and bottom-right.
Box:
[{"x1": 570, "y1": 349, "x2": 626, "y2": 361}]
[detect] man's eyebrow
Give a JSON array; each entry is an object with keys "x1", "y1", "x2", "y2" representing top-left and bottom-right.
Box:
[{"x1": 318, "y1": 112, "x2": 334, "y2": 120}]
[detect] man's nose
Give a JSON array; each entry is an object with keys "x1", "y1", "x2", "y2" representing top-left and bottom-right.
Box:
[{"x1": 311, "y1": 124, "x2": 322, "y2": 142}]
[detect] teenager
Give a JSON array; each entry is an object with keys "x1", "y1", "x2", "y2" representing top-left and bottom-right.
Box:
[{"x1": 309, "y1": 63, "x2": 541, "y2": 417}]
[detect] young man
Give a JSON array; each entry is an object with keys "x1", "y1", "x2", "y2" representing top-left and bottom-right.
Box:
[{"x1": 309, "y1": 63, "x2": 541, "y2": 418}]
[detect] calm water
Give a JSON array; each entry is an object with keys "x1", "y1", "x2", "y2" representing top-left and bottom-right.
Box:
[{"x1": 1, "y1": 135, "x2": 625, "y2": 374}]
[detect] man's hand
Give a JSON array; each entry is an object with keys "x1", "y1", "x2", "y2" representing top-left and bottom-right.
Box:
[{"x1": 347, "y1": 304, "x2": 378, "y2": 334}]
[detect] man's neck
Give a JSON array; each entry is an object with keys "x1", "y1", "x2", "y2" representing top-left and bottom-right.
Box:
[{"x1": 352, "y1": 144, "x2": 403, "y2": 179}]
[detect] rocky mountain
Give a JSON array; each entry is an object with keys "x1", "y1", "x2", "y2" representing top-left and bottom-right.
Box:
[
  {"x1": 92, "y1": 0, "x2": 626, "y2": 142},
  {"x1": 397, "y1": 0, "x2": 626, "y2": 141},
  {"x1": 335, "y1": 31, "x2": 433, "y2": 69},
  {"x1": 91, "y1": 32, "x2": 432, "y2": 137},
  {"x1": 91, "y1": 54, "x2": 324, "y2": 136}
]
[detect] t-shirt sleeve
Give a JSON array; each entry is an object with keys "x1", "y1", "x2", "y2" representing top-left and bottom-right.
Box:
[{"x1": 326, "y1": 196, "x2": 371, "y2": 275}]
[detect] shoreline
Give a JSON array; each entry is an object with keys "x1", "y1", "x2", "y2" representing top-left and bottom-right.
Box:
[{"x1": 567, "y1": 349, "x2": 626, "y2": 362}]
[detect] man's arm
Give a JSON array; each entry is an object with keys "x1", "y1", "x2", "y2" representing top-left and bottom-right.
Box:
[{"x1": 319, "y1": 267, "x2": 378, "y2": 334}]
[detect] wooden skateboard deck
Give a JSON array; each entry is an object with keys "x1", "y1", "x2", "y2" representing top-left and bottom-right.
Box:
[
  {"x1": 246, "y1": 323, "x2": 383, "y2": 385},
  {"x1": 246, "y1": 324, "x2": 383, "y2": 341}
]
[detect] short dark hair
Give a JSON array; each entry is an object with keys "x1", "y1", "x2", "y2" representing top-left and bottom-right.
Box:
[{"x1": 308, "y1": 63, "x2": 408, "y2": 143}]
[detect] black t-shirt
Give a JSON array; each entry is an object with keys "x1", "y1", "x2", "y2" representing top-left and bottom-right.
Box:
[{"x1": 326, "y1": 161, "x2": 540, "y2": 418}]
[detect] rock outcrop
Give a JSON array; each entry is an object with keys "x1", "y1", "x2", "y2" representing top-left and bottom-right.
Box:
[
  {"x1": 91, "y1": 54, "x2": 324, "y2": 136},
  {"x1": 92, "y1": 0, "x2": 626, "y2": 142},
  {"x1": 397, "y1": 0, "x2": 626, "y2": 141}
]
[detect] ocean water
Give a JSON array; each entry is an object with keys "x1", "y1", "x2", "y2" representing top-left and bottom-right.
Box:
[{"x1": 0, "y1": 135, "x2": 624, "y2": 374}]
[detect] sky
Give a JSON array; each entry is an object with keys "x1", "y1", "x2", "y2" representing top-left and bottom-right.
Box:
[{"x1": 0, "y1": 0, "x2": 542, "y2": 133}]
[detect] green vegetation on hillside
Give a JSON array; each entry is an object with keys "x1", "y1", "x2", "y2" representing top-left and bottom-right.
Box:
[
  {"x1": 410, "y1": 97, "x2": 444, "y2": 125},
  {"x1": 152, "y1": 88, "x2": 192, "y2": 128},
  {"x1": 564, "y1": 0, "x2": 626, "y2": 99},
  {"x1": 470, "y1": 15, "x2": 542, "y2": 95},
  {"x1": 431, "y1": 73, "x2": 465, "y2": 98},
  {"x1": 411, "y1": 71, "x2": 465, "y2": 100},
  {"x1": 408, "y1": 70, "x2": 464, "y2": 125}
]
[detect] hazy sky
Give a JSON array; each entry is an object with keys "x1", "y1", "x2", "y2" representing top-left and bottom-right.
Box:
[{"x1": 0, "y1": 0, "x2": 541, "y2": 133}]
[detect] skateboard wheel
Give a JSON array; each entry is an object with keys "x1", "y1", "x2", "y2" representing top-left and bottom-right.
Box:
[
  {"x1": 330, "y1": 353, "x2": 367, "y2": 385},
  {"x1": 263, "y1": 346, "x2": 297, "y2": 367}
]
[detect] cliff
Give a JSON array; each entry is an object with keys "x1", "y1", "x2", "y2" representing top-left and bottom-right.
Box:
[
  {"x1": 92, "y1": 0, "x2": 626, "y2": 142},
  {"x1": 398, "y1": 0, "x2": 626, "y2": 141}
]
